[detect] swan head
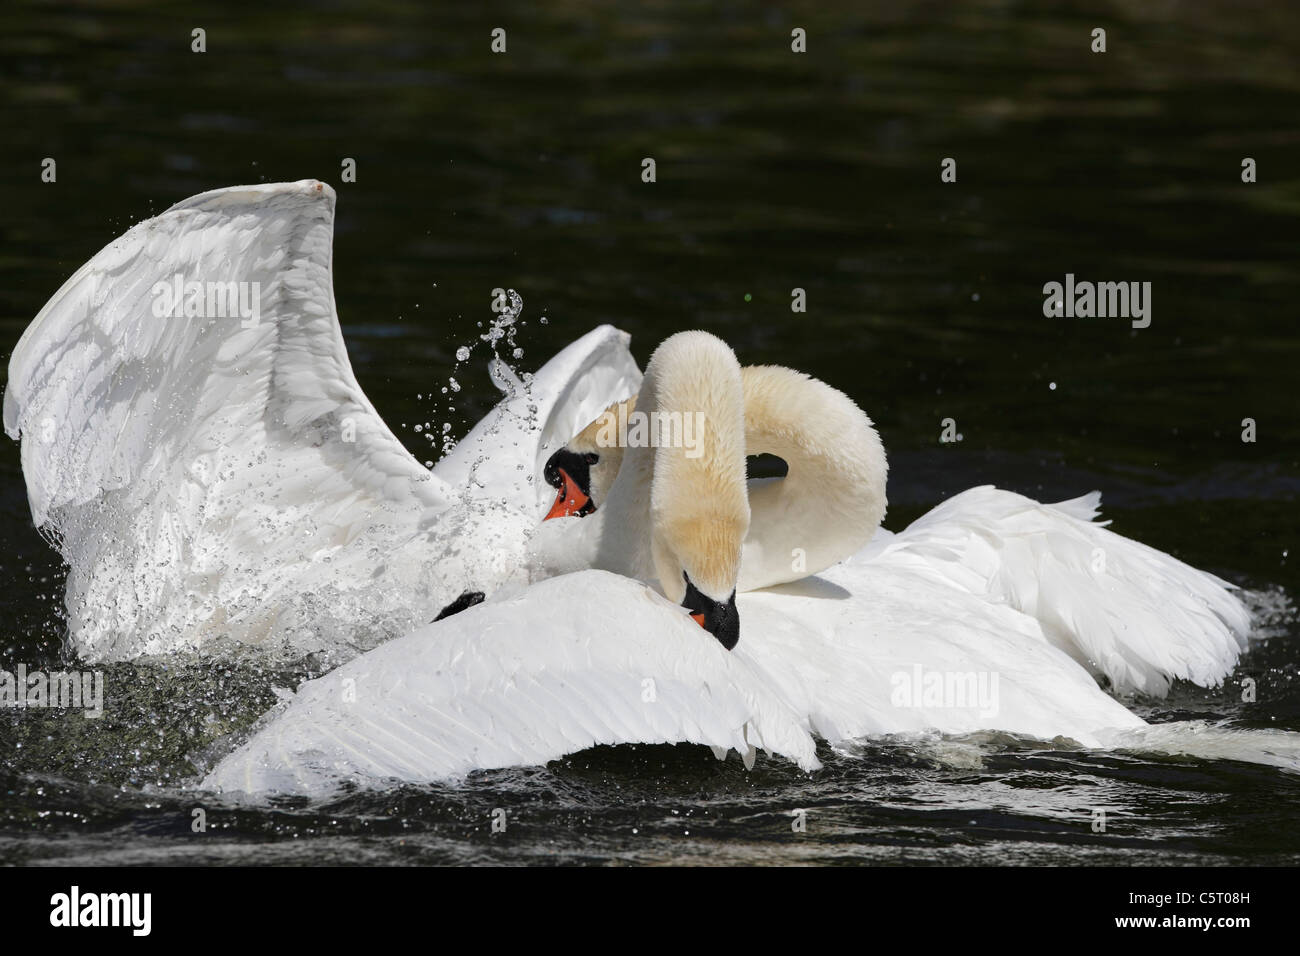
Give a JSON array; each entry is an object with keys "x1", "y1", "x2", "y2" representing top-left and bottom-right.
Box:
[
  {"x1": 542, "y1": 448, "x2": 599, "y2": 519},
  {"x1": 651, "y1": 514, "x2": 745, "y2": 651},
  {"x1": 542, "y1": 397, "x2": 634, "y2": 520}
]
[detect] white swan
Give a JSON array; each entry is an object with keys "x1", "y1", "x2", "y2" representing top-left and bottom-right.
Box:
[
  {"x1": 5, "y1": 180, "x2": 1289, "y2": 794},
  {"x1": 203, "y1": 335, "x2": 1289, "y2": 796},
  {"x1": 3, "y1": 180, "x2": 639, "y2": 661}
]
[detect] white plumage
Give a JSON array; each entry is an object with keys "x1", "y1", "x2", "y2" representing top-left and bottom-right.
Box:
[
  {"x1": 203, "y1": 487, "x2": 1265, "y2": 795},
  {"x1": 4, "y1": 181, "x2": 639, "y2": 660},
  {"x1": 4, "y1": 180, "x2": 1283, "y2": 797}
]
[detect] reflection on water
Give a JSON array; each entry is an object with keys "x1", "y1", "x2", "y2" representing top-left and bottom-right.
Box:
[{"x1": 0, "y1": 1, "x2": 1297, "y2": 864}]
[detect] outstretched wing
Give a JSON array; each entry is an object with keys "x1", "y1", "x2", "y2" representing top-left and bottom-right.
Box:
[
  {"x1": 3, "y1": 180, "x2": 642, "y2": 662},
  {"x1": 5, "y1": 181, "x2": 442, "y2": 660},
  {"x1": 201, "y1": 570, "x2": 820, "y2": 795},
  {"x1": 6, "y1": 181, "x2": 438, "y2": 526},
  {"x1": 869, "y1": 486, "x2": 1251, "y2": 695}
]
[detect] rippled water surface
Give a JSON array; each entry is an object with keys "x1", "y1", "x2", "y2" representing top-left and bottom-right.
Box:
[{"x1": 1, "y1": 1, "x2": 1297, "y2": 865}]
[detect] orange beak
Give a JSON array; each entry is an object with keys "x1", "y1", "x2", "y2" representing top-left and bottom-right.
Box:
[
  {"x1": 544, "y1": 468, "x2": 592, "y2": 521},
  {"x1": 690, "y1": 612, "x2": 706, "y2": 627}
]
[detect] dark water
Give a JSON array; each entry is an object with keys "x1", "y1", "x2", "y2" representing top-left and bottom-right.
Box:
[{"x1": 1, "y1": 1, "x2": 1297, "y2": 865}]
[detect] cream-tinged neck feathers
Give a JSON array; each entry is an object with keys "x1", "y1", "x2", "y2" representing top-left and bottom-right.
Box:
[
  {"x1": 736, "y1": 364, "x2": 887, "y2": 589},
  {"x1": 593, "y1": 331, "x2": 750, "y2": 605},
  {"x1": 531, "y1": 331, "x2": 887, "y2": 646}
]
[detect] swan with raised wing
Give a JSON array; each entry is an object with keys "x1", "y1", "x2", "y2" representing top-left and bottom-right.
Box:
[
  {"x1": 4, "y1": 179, "x2": 1287, "y2": 794},
  {"x1": 3, "y1": 180, "x2": 639, "y2": 662}
]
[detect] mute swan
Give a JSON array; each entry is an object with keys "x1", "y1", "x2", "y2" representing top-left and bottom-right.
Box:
[
  {"x1": 205, "y1": 331, "x2": 1287, "y2": 794},
  {"x1": 4, "y1": 180, "x2": 1288, "y2": 795},
  {"x1": 3, "y1": 180, "x2": 640, "y2": 661},
  {"x1": 204, "y1": 490, "x2": 1291, "y2": 794}
]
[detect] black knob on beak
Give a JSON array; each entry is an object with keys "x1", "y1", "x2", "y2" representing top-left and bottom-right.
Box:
[
  {"x1": 682, "y1": 574, "x2": 740, "y2": 650},
  {"x1": 543, "y1": 448, "x2": 597, "y2": 519}
]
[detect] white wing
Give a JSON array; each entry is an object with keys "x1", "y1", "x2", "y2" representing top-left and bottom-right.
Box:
[
  {"x1": 202, "y1": 570, "x2": 820, "y2": 795},
  {"x1": 3, "y1": 180, "x2": 641, "y2": 662},
  {"x1": 201, "y1": 492, "x2": 1270, "y2": 796},
  {"x1": 868, "y1": 486, "x2": 1251, "y2": 695},
  {"x1": 741, "y1": 557, "x2": 1147, "y2": 748},
  {"x1": 6, "y1": 181, "x2": 435, "y2": 527},
  {"x1": 202, "y1": 560, "x2": 1155, "y2": 796}
]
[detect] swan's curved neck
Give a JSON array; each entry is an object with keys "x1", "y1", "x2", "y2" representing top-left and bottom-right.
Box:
[
  {"x1": 596, "y1": 335, "x2": 749, "y2": 601},
  {"x1": 536, "y1": 349, "x2": 885, "y2": 597},
  {"x1": 736, "y1": 365, "x2": 887, "y2": 590}
]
